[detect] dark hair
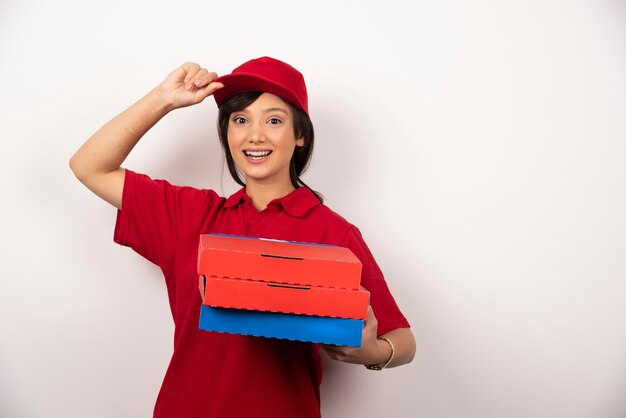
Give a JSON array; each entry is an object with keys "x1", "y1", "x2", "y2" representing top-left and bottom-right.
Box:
[{"x1": 217, "y1": 91, "x2": 323, "y2": 203}]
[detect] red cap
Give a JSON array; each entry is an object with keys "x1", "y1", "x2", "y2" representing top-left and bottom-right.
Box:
[{"x1": 213, "y1": 57, "x2": 309, "y2": 116}]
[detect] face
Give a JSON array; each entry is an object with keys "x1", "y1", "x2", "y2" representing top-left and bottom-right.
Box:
[{"x1": 227, "y1": 93, "x2": 304, "y2": 189}]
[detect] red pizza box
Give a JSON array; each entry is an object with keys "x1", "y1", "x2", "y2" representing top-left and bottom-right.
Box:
[
  {"x1": 199, "y1": 276, "x2": 370, "y2": 319},
  {"x1": 197, "y1": 234, "x2": 362, "y2": 290}
]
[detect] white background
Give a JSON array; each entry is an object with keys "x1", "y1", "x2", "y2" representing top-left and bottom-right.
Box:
[{"x1": 1, "y1": 1, "x2": 625, "y2": 417}]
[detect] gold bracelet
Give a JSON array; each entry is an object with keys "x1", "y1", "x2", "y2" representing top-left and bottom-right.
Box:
[{"x1": 365, "y1": 337, "x2": 395, "y2": 371}]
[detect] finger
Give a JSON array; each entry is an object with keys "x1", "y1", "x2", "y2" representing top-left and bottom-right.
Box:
[
  {"x1": 197, "y1": 81, "x2": 224, "y2": 98},
  {"x1": 187, "y1": 69, "x2": 218, "y2": 91},
  {"x1": 191, "y1": 69, "x2": 209, "y2": 85},
  {"x1": 322, "y1": 344, "x2": 353, "y2": 355},
  {"x1": 207, "y1": 71, "x2": 219, "y2": 83},
  {"x1": 182, "y1": 62, "x2": 202, "y2": 83},
  {"x1": 192, "y1": 70, "x2": 218, "y2": 88},
  {"x1": 167, "y1": 65, "x2": 188, "y2": 82},
  {"x1": 321, "y1": 345, "x2": 341, "y2": 353},
  {"x1": 186, "y1": 81, "x2": 224, "y2": 105},
  {"x1": 364, "y1": 305, "x2": 376, "y2": 327},
  {"x1": 320, "y1": 344, "x2": 344, "y2": 355}
]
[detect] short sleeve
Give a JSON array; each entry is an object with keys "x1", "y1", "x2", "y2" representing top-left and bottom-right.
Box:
[
  {"x1": 114, "y1": 169, "x2": 224, "y2": 268},
  {"x1": 341, "y1": 226, "x2": 410, "y2": 335}
]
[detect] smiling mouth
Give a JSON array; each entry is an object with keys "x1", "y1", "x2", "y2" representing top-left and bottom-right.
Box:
[{"x1": 244, "y1": 150, "x2": 272, "y2": 160}]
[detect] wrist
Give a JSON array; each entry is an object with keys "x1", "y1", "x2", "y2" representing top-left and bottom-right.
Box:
[
  {"x1": 365, "y1": 337, "x2": 395, "y2": 371},
  {"x1": 374, "y1": 338, "x2": 391, "y2": 364},
  {"x1": 149, "y1": 86, "x2": 176, "y2": 114}
]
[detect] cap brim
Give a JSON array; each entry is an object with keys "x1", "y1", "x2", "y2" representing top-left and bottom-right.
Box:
[{"x1": 213, "y1": 72, "x2": 306, "y2": 114}]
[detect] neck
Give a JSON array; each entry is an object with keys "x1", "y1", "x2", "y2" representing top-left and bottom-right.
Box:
[{"x1": 245, "y1": 178, "x2": 296, "y2": 211}]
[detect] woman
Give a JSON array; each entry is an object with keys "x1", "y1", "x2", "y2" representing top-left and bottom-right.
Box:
[{"x1": 70, "y1": 57, "x2": 415, "y2": 418}]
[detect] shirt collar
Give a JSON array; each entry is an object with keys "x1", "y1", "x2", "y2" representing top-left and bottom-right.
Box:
[
  {"x1": 224, "y1": 187, "x2": 248, "y2": 208},
  {"x1": 224, "y1": 187, "x2": 321, "y2": 218}
]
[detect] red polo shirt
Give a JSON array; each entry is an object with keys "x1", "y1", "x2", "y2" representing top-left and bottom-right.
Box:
[{"x1": 114, "y1": 169, "x2": 410, "y2": 418}]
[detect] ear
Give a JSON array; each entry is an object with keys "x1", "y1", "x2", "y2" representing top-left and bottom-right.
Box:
[{"x1": 296, "y1": 136, "x2": 305, "y2": 147}]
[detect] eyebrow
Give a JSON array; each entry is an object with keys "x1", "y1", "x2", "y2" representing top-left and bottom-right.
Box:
[
  {"x1": 263, "y1": 107, "x2": 289, "y2": 114},
  {"x1": 235, "y1": 107, "x2": 289, "y2": 115}
]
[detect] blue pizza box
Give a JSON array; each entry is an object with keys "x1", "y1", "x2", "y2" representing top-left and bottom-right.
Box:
[{"x1": 199, "y1": 305, "x2": 363, "y2": 347}]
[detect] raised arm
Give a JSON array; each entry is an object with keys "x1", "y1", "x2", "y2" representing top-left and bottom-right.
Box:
[{"x1": 69, "y1": 63, "x2": 223, "y2": 209}]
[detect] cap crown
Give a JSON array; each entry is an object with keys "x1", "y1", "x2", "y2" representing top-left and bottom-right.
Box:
[{"x1": 214, "y1": 57, "x2": 309, "y2": 115}]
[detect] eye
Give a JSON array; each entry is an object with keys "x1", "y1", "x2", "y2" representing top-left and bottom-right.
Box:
[
  {"x1": 267, "y1": 117, "x2": 282, "y2": 125},
  {"x1": 232, "y1": 116, "x2": 247, "y2": 124}
]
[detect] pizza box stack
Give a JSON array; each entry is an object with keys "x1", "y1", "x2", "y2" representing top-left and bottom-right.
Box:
[{"x1": 197, "y1": 234, "x2": 369, "y2": 346}]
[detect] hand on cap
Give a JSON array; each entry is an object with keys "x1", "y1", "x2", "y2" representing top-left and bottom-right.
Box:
[{"x1": 156, "y1": 62, "x2": 224, "y2": 110}]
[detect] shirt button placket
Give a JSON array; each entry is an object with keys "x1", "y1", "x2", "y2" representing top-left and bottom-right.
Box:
[{"x1": 248, "y1": 210, "x2": 264, "y2": 236}]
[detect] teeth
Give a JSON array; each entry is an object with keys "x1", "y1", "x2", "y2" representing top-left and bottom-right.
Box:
[{"x1": 244, "y1": 150, "x2": 271, "y2": 158}]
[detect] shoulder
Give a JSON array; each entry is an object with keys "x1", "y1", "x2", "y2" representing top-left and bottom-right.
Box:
[
  {"x1": 308, "y1": 198, "x2": 373, "y2": 253},
  {"x1": 313, "y1": 202, "x2": 352, "y2": 228},
  {"x1": 305, "y1": 198, "x2": 360, "y2": 246},
  {"x1": 121, "y1": 169, "x2": 228, "y2": 233},
  {"x1": 126, "y1": 169, "x2": 225, "y2": 206}
]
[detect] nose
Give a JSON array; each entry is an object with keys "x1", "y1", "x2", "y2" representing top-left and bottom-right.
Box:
[{"x1": 247, "y1": 123, "x2": 265, "y2": 143}]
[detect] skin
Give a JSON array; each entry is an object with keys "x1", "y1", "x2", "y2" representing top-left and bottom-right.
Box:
[
  {"x1": 69, "y1": 62, "x2": 416, "y2": 369},
  {"x1": 226, "y1": 92, "x2": 305, "y2": 211}
]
